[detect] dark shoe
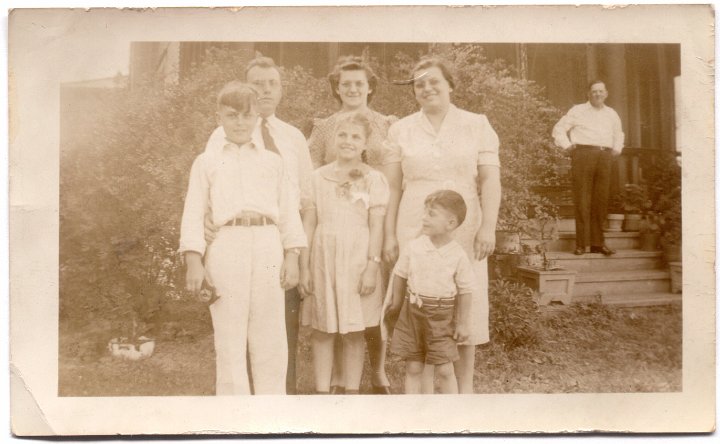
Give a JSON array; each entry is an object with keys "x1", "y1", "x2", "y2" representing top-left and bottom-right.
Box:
[
  {"x1": 573, "y1": 247, "x2": 585, "y2": 256},
  {"x1": 329, "y1": 385, "x2": 345, "y2": 395},
  {"x1": 590, "y1": 245, "x2": 615, "y2": 256},
  {"x1": 372, "y1": 384, "x2": 392, "y2": 395}
]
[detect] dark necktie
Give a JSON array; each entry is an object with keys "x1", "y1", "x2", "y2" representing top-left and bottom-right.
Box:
[{"x1": 261, "y1": 118, "x2": 281, "y2": 156}]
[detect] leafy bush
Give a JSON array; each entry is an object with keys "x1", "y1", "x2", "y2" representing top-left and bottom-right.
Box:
[
  {"x1": 488, "y1": 279, "x2": 540, "y2": 350},
  {"x1": 60, "y1": 44, "x2": 564, "y2": 339},
  {"x1": 642, "y1": 153, "x2": 681, "y2": 246}
]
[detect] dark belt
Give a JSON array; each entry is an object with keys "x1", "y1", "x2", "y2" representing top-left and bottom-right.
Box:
[
  {"x1": 224, "y1": 215, "x2": 275, "y2": 227},
  {"x1": 576, "y1": 144, "x2": 614, "y2": 152}
]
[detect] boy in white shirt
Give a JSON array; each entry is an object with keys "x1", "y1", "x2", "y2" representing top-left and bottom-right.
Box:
[
  {"x1": 179, "y1": 81, "x2": 306, "y2": 395},
  {"x1": 385, "y1": 190, "x2": 476, "y2": 394}
]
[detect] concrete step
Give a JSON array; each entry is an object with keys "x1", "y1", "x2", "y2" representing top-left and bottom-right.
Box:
[
  {"x1": 558, "y1": 218, "x2": 576, "y2": 232},
  {"x1": 545, "y1": 231, "x2": 641, "y2": 252},
  {"x1": 572, "y1": 269, "x2": 671, "y2": 297},
  {"x1": 546, "y1": 250, "x2": 663, "y2": 272},
  {"x1": 572, "y1": 291, "x2": 681, "y2": 307}
]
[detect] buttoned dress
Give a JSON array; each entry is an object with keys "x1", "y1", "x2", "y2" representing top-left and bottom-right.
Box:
[
  {"x1": 305, "y1": 164, "x2": 390, "y2": 334},
  {"x1": 383, "y1": 104, "x2": 500, "y2": 345}
]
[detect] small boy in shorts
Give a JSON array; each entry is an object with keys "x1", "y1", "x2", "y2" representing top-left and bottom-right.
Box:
[{"x1": 384, "y1": 190, "x2": 476, "y2": 394}]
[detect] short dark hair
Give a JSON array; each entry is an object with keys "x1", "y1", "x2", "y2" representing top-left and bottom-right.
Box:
[
  {"x1": 424, "y1": 190, "x2": 467, "y2": 226},
  {"x1": 412, "y1": 56, "x2": 456, "y2": 90},
  {"x1": 328, "y1": 55, "x2": 379, "y2": 104},
  {"x1": 244, "y1": 55, "x2": 282, "y2": 80},
  {"x1": 216, "y1": 81, "x2": 258, "y2": 112},
  {"x1": 587, "y1": 79, "x2": 606, "y2": 91}
]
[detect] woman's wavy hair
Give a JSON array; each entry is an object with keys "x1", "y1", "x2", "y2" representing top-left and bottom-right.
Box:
[
  {"x1": 411, "y1": 56, "x2": 456, "y2": 90},
  {"x1": 328, "y1": 55, "x2": 379, "y2": 105}
]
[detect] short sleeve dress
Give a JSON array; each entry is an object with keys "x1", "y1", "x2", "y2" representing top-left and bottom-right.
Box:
[
  {"x1": 308, "y1": 109, "x2": 398, "y2": 169},
  {"x1": 383, "y1": 104, "x2": 500, "y2": 345},
  {"x1": 306, "y1": 164, "x2": 390, "y2": 334}
]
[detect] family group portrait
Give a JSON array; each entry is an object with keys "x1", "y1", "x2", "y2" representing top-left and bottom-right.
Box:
[
  {"x1": 58, "y1": 38, "x2": 684, "y2": 399},
  {"x1": 8, "y1": 4, "x2": 717, "y2": 436}
]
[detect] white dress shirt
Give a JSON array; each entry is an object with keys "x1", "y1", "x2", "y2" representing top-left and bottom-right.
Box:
[
  {"x1": 179, "y1": 139, "x2": 307, "y2": 256},
  {"x1": 552, "y1": 102, "x2": 625, "y2": 154},
  {"x1": 205, "y1": 115, "x2": 313, "y2": 210}
]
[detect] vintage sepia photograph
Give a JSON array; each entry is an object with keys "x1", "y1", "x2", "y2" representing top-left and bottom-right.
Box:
[{"x1": 8, "y1": 5, "x2": 715, "y2": 435}]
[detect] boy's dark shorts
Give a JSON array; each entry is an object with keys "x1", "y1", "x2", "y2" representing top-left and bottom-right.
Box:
[{"x1": 390, "y1": 295, "x2": 458, "y2": 365}]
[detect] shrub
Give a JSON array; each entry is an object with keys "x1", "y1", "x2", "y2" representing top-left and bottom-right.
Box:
[{"x1": 488, "y1": 279, "x2": 540, "y2": 350}]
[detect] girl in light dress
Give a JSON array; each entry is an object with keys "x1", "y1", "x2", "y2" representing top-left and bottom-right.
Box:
[{"x1": 299, "y1": 113, "x2": 390, "y2": 394}]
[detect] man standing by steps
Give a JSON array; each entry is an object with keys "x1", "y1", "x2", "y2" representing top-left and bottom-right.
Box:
[{"x1": 552, "y1": 80, "x2": 625, "y2": 256}]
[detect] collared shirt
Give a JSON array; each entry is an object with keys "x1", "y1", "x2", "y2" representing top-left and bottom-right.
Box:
[
  {"x1": 552, "y1": 101, "x2": 625, "y2": 154},
  {"x1": 205, "y1": 114, "x2": 313, "y2": 210},
  {"x1": 179, "y1": 139, "x2": 307, "y2": 256},
  {"x1": 393, "y1": 235, "x2": 477, "y2": 299}
]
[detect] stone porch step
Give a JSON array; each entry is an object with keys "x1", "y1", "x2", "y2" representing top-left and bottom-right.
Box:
[
  {"x1": 572, "y1": 269, "x2": 671, "y2": 296},
  {"x1": 546, "y1": 250, "x2": 663, "y2": 272},
  {"x1": 572, "y1": 291, "x2": 681, "y2": 307},
  {"x1": 545, "y1": 231, "x2": 641, "y2": 252}
]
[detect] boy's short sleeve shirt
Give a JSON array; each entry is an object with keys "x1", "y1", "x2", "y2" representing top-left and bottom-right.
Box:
[{"x1": 394, "y1": 235, "x2": 477, "y2": 299}]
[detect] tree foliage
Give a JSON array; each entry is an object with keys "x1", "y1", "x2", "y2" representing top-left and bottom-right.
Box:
[{"x1": 60, "y1": 44, "x2": 564, "y2": 335}]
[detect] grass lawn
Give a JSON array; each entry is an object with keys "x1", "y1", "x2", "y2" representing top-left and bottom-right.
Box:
[{"x1": 59, "y1": 302, "x2": 681, "y2": 396}]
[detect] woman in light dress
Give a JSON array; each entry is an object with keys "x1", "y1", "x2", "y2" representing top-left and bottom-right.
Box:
[{"x1": 382, "y1": 57, "x2": 502, "y2": 394}]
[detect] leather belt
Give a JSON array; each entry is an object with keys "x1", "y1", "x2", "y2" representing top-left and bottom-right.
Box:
[
  {"x1": 576, "y1": 144, "x2": 613, "y2": 152},
  {"x1": 224, "y1": 214, "x2": 275, "y2": 227},
  {"x1": 406, "y1": 288, "x2": 456, "y2": 309}
]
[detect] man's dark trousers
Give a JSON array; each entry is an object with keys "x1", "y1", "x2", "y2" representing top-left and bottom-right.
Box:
[
  {"x1": 285, "y1": 286, "x2": 301, "y2": 395},
  {"x1": 571, "y1": 147, "x2": 613, "y2": 249}
]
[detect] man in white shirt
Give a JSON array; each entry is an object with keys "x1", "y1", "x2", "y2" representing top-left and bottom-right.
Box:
[
  {"x1": 204, "y1": 56, "x2": 313, "y2": 394},
  {"x1": 552, "y1": 80, "x2": 625, "y2": 256}
]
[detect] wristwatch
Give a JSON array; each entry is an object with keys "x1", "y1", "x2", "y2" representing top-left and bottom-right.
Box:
[{"x1": 368, "y1": 255, "x2": 382, "y2": 264}]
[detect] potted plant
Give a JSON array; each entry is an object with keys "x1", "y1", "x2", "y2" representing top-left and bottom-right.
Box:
[
  {"x1": 638, "y1": 211, "x2": 662, "y2": 251},
  {"x1": 655, "y1": 184, "x2": 681, "y2": 261},
  {"x1": 621, "y1": 183, "x2": 651, "y2": 232},
  {"x1": 605, "y1": 193, "x2": 625, "y2": 232},
  {"x1": 495, "y1": 190, "x2": 527, "y2": 254},
  {"x1": 520, "y1": 215, "x2": 559, "y2": 269},
  {"x1": 516, "y1": 216, "x2": 576, "y2": 305}
]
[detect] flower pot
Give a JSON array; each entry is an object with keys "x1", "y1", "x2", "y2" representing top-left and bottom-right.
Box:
[
  {"x1": 108, "y1": 336, "x2": 155, "y2": 360},
  {"x1": 604, "y1": 214, "x2": 625, "y2": 232},
  {"x1": 517, "y1": 266, "x2": 577, "y2": 306},
  {"x1": 668, "y1": 261, "x2": 682, "y2": 294},
  {"x1": 640, "y1": 231, "x2": 661, "y2": 251},
  {"x1": 522, "y1": 253, "x2": 545, "y2": 269},
  {"x1": 495, "y1": 231, "x2": 521, "y2": 254},
  {"x1": 623, "y1": 214, "x2": 642, "y2": 232}
]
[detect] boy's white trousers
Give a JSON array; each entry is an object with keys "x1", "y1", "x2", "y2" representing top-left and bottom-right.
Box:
[{"x1": 205, "y1": 225, "x2": 288, "y2": 395}]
